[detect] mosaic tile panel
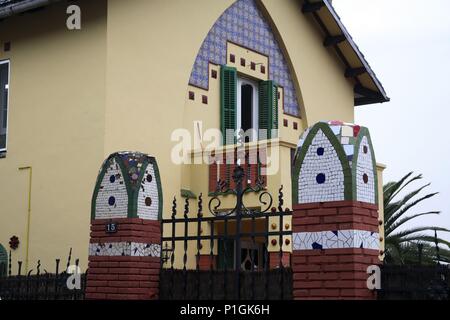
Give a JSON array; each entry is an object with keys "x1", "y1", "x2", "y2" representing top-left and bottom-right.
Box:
[
  {"x1": 95, "y1": 158, "x2": 128, "y2": 219},
  {"x1": 356, "y1": 136, "x2": 375, "y2": 204},
  {"x1": 89, "y1": 242, "x2": 161, "y2": 257},
  {"x1": 137, "y1": 163, "x2": 160, "y2": 220},
  {"x1": 93, "y1": 152, "x2": 162, "y2": 220},
  {"x1": 298, "y1": 129, "x2": 345, "y2": 203},
  {"x1": 293, "y1": 230, "x2": 380, "y2": 250},
  {"x1": 294, "y1": 121, "x2": 377, "y2": 204},
  {"x1": 188, "y1": 0, "x2": 300, "y2": 116}
]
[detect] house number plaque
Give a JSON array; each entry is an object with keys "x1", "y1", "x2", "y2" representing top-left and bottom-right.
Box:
[{"x1": 105, "y1": 222, "x2": 118, "y2": 234}]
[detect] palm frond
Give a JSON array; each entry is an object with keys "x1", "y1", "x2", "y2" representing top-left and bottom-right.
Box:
[
  {"x1": 385, "y1": 192, "x2": 439, "y2": 232},
  {"x1": 386, "y1": 211, "x2": 440, "y2": 235},
  {"x1": 384, "y1": 184, "x2": 432, "y2": 223},
  {"x1": 390, "y1": 227, "x2": 450, "y2": 241}
]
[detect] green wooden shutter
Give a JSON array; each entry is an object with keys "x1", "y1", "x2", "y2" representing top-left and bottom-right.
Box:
[
  {"x1": 220, "y1": 66, "x2": 237, "y2": 145},
  {"x1": 259, "y1": 80, "x2": 278, "y2": 140}
]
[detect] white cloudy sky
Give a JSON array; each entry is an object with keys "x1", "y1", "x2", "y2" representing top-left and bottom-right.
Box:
[{"x1": 332, "y1": 0, "x2": 450, "y2": 241}]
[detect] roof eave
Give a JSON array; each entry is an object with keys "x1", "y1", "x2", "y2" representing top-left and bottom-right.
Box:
[
  {"x1": 302, "y1": 0, "x2": 390, "y2": 106},
  {"x1": 0, "y1": 0, "x2": 61, "y2": 20}
]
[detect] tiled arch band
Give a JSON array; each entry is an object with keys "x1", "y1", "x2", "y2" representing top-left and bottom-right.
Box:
[
  {"x1": 89, "y1": 242, "x2": 161, "y2": 257},
  {"x1": 293, "y1": 229, "x2": 380, "y2": 251}
]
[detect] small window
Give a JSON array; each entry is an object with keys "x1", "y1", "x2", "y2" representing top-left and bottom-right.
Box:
[
  {"x1": 0, "y1": 60, "x2": 10, "y2": 153},
  {"x1": 0, "y1": 244, "x2": 7, "y2": 277},
  {"x1": 237, "y1": 77, "x2": 258, "y2": 143}
]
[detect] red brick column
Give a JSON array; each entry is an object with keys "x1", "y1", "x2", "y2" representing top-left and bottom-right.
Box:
[
  {"x1": 85, "y1": 218, "x2": 161, "y2": 300},
  {"x1": 269, "y1": 252, "x2": 291, "y2": 269},
  {"x1": 292, "y1": 201, "x2": 381, "y2": 300}
]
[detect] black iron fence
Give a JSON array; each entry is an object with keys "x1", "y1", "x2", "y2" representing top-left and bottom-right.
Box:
[
  {"x1": 160, "y1": 165, "x2": 293, "y2": 300},
  {"x1": 0, "y1": 249, "x2": 86, "y2": 300},
  {"x1": 378, "y1": 264, "x2": 450, "y2": 300}
]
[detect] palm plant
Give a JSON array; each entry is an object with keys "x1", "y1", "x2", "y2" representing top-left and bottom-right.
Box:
[{"x1": 384, "y1": 172, "x2": 450, "y2": 264}]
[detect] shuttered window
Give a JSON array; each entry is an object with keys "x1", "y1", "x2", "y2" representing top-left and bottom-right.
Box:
[
  {"x1": 220, "y1": 65, "x2": 237, "y2": 145},
  {"x1": 0, "y1": 60, "x2": 9, "y2": 152},
  {"x1": 220, "y1": 65, "x2": 278, "y2": 144},
  {"x1": 258, "y1": 80, "x2": 278, "y2": 140}
]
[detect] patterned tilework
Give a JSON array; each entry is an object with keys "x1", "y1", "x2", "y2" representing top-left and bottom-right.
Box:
[
  {"x1": 356, "y1": 136, "x2": 375, "y2": 203},
  {"x1": 117, "y1": 152, "x2": 148, "y2": 187},
  {"x1": 298, "y1": 129, "x2": 345, "y2": 203},
  {"x1": 293, "y1": 230, "x2": 380, "y2": 250},
  {"x1": 137, "y1": 163, "x2": 160, "y2": 220},
  {"x1": 295, "y1": 121, "x2": 377, "y2": 204},
  {"x1": 89, "y1": 242, "x2": 161, "y2": 257},
  {"x1": 93, "y1": 152, "x2": 163, "y2": 220},
  {"x1": 95, "y1": 158, "x2": 128, "y2": 219},
  {"x1": 188, "y1": 0, "x2": 300, "y2": 116}
]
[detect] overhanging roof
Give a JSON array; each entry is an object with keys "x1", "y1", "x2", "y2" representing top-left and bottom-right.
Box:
[
  {"x1": 302, "y1": 0, "x2": 390, "y2": 106},
  {"x1": 2, "y1": 0, "x2": 389, "y2": 106}
]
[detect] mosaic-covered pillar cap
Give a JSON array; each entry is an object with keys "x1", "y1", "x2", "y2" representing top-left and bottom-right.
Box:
[
  {"x1": 292, "y1": 121, "x2": 377, "y2": 205},
  {"x1": 91, "y1": 152, "x2": 163, "y2": 221}
]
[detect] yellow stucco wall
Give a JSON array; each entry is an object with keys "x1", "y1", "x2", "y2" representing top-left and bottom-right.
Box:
[
  {"x1": 0, "y1": 0, "x2": 107, "y2": 273},
  {"x1": 0, "y1": 0, "x2": 378, "y2": 271}
]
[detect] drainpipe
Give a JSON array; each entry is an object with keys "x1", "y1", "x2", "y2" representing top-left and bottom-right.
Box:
[
  {"x1": 18, "y1": 166, "x2": 32, "y2": 273},
  {"x1": 0, "y1": 0, "x2": 61, "y2": 20}
]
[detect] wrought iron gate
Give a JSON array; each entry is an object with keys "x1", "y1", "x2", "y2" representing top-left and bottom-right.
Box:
[{"x1": 159, "y1": 166, "x2": 293, "y2": 300}]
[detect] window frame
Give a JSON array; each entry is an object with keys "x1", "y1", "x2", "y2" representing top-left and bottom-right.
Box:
[
  {"x1": 0, "y1": 59, "x2": 10, "y2": 154},
  {"x1": 236, "y1": 76, "x2": 259, "y2": 142}
]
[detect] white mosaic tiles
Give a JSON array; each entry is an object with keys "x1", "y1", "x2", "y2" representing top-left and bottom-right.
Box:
[
  {"x1": 298, "y1": 129, "x2": 345, "y2": 203},
  {"x1": 137, "y1": 163, "x2": 160, "y2": 220},
  {"x1": 356, "y1": 136, "x2": 375, "y2": 204},
  {"x1": 295, "y1": 122, "x2": 377, "y2": 205},
  {"x1": 89, "y1": 242, "x2": 161, "y2": 257},
  {"x1": 293, "y1": 230, "x2": 380, "y2": 250},
  {"x1": 95, "y1": 158, "x2": 128, "y2": 219}
]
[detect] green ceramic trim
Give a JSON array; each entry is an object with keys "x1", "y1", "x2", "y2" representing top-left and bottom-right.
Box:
[
  {"x1": 292, "y1": 122, "x2": 353, "y2": 205},
  {"x1": 152, "y1": 159, "x2": 164, "y2": 221},
  {"x1": 181, "y1": 189, "x2": 197, "y2": 199},
  {"x1": 352, "y1": 127, "x2": 378, "y2": 204}
]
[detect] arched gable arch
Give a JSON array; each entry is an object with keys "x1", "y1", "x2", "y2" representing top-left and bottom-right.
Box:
[{"x1": 292, "y1": 122, "x2": 352, "y2": 204}]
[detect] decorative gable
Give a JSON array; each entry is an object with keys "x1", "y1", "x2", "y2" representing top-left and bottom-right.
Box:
[{"x1": 188, "y1": 0, "x2": 300, "y2": 116}]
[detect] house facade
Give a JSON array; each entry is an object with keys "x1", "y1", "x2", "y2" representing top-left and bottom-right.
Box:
[{"x1": 0, "y1": 0, "x2": 388, "y2": 293}]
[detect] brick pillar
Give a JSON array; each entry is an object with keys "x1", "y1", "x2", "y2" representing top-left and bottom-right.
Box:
[
  {"x1": 85, "y1": 218, "x2": 161, "y2": 300},
  {"x1": 292, "y1": 201, "x2": 381, "y2": 300},
  {"x1": 269, "y1": 252, "x2": 291, "y2": 269},
  {"x1": 86, "y1": 152, "x2": 163, "y2": 300}
]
